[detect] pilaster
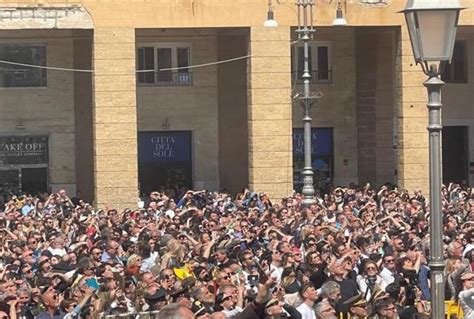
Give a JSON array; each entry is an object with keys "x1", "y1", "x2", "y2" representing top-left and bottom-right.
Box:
[
  {"x1": 93, "y1": 28, "x2": 138, "y2": 209},
  {"x1": 395, "y1": 27, "x2": 429, "y2": 194},
  {"x1": 247, "y1": 26, "x2": 293, "y2": 200}
]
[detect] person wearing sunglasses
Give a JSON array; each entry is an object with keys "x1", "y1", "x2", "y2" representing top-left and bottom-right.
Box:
[
  {"x1": 373, "y1": 298, "x2": 398, "y2": 319},
  {"x1": 314, "y1": 299, "x2": 337, "y2": 319},
  {"x1": 264, "y1": 298, "x2": 295, "y2": 319},
  {"x1": 356, "y1": 260, "x2": 387, "y2": 301},
  {"x1": 215, "y1": 292, "x2": 242, "y2": 318},
  {"x1": 36, "y1": 287, "x2": 65, "y2": 319},
  {"x1": 297, "y1": 283, "x2": 319, "y2": 319},
  {"x1": 343, "y1": 294, "x2": 368, "y2": 319},
  {"x1": 380, "y1": 254, "x2": 397, "y2": 285}
]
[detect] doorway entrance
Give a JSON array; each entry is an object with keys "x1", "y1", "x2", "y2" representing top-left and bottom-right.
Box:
[
  {"x1": 138, "y1": 131, "x2": 193, "y2": 196},
  {"x1": 0, "y1": 135, "x2": 49, "y2": 196},
  {"x1": 443, "y1": 126, "x2": 469, "y2": 184},
  {"x1": 0, "y1": 167, "x2": 48, "y2": 196}
]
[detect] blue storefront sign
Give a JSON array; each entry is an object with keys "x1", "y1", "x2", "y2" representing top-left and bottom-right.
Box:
[
  {"x1": 292, "y1": 128, "x2": 332, "y2": 157},
  {"x1": 138, "y1": 131, "x2": 191, "y2": 164},
  {"x1": 292, "y1": 128, "x2": 333, "y2": 188}
]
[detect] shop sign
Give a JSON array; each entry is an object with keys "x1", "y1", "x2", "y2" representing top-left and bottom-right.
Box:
[
  {"x1": 293, "y1": 128, "x2": 332, "y2": 157},
  {"x1": 0, "y1": 135, "x2": 48, "y2": 165},
  {"x1": 138, "y1": 131, "x2": 191, "y2": 163}
]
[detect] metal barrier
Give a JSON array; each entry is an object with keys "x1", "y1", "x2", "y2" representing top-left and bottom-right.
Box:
[
  {"x1": 445, "y1": 301, "x2": 464, "y2": 318},
  {"x1": 336, "y1": 301, "x2": 464, "y2": 319},
  {"x1": 137, "y1": 71, "x2": 192, "y2": 86},
  {"x1": 103, "y1": 302, "x2": 465, "y2": 319},
  {"x1": 103, "y1": 310, "x2": 160, "y2": 318}
]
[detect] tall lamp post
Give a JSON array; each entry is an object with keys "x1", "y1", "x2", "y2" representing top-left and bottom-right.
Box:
[
  {"x1": 401, "y1": 1, "x2": 464, "y2": 318},
  {"x1": 296, "y1": 0, "x2": 317, "y2": 207}
]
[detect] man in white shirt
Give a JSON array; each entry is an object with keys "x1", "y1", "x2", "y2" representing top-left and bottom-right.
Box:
[
  {"x1": 459, "y1": 271, "x2": 474, "y2": 318},
  {"x1": 296, "y1": 283, "x2": 318, "y2": 319},
  {"x1": 380, "y1": 254, "x2": 396, "y2": 285},
  {"x1": 269, "y1": 250, "x2": 283, "y2": 284}
]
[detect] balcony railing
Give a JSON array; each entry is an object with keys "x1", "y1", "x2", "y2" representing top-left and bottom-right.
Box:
[
  {"x1": 0, "y1": 68, "x2": 47, "y2": 87},
  {"x1": 137, "y1": 71, "x2": 192, "y2": 87},
  {"x1": 291, "y1": 70, "x2": 332, "y2": 84}
]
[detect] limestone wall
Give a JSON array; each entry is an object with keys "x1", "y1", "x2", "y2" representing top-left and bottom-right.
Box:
[
  {"x1": 0, "y1": 30, "x2": 76, "y2": 191},
  {"x1": 136, "y1": 29, "x2": 219, "y2": 190}
]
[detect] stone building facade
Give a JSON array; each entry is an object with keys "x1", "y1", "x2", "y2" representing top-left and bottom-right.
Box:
[{"x1": 0, "y1": 0, "x2": 472, "y2": 209}]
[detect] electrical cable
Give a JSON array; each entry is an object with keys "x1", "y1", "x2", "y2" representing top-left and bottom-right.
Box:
[
  {"x1": 0, "y1": 40, "x2": 300, "y2": 74},
  {"x1": 0, "y1": 59, "x2": 93, "y2": 73}
]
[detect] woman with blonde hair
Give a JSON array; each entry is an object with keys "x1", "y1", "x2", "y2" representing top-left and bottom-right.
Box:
[{"x1": 160, "y1": 238, "x2": 186, "y2": 271}]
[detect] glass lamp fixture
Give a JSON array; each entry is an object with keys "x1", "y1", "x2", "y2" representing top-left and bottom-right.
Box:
[{"x1": 264, "y1": 0, "x2": 278, "y2": 27}]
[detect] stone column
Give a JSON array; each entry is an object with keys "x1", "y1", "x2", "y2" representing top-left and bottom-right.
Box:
[
  {"x1": 247, "y1": 26, "x2": 293, "y2": 200},
  {"x1": 395, "y1": 27, "x2": 429, "y2": 194},
  {"x1": 93, "y1": 28, "x2": 138, "y2": 209}
]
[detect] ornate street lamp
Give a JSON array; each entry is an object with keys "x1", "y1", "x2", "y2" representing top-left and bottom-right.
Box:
[
  {"x1": 296, "y1": 0, "x2": 317, "y2": 207},
  {"x1": 400, "y1": 1, "x2": 464, "y2": 318}
]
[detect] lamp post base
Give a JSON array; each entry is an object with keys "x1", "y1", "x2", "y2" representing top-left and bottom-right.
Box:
[
  {"x1": 301, "y1": 197, "x2": 317, "y2": 207},
  {"x1": 301, "y1": 167, "x2": 316, "y2": 207}
]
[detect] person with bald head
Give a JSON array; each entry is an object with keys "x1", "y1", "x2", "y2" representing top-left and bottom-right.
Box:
[
  {"x1": 156, "y1": 303, "x2": 195, "y2": 319},
  {"x1": 210, "y1": 312, "x2": 227, "y2": 319}
]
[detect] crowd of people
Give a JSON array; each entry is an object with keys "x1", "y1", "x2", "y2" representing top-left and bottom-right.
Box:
[{"x1": 0, "y1": 182, "x2": 472, "y2": 319}]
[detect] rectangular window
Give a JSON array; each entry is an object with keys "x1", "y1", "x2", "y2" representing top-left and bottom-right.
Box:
[
  {"x1": 157, "y1": 48, "x2": 172, "y2": 82},
  {"x1": 291, "y1": 42, "x2": 331, "y2": 84},
  {"x1": 137, "y1": 47, "x2": 155, "y2": 84},
  {"x1": 297, "y1": 46, "x2": 312, "y2": 74},
  {"x1": 177, "y1": 48, "x2": 189, "y2": 73},
  {"x1": 442, "y1": 40, "x2": 467, "y2": 83},
  {"x1": 0, "y1": 45, "x2": 47, "y2": 87},
  {"x1": 137, "y1": 44, "x2": 192, "y2": 86},
  {"x1": 317, "y1": 46, "x2": 329, "y2": 80}
]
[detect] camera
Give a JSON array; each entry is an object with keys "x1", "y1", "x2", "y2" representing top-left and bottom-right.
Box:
[
  {"x1": 401, "y1": 269, "x2": 419, "y2": 306},
  {"x1": 366, "y1": 276, "x2": 377, "y2": 287},
  {"x1": 248, "y1": 275, "x2": 259, "y2": 287}
]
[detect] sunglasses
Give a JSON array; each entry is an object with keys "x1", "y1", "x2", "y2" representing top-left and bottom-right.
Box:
[
  {"x1": 266, "y1": 300, "x2": 279, "y2": 308},
  {"x1": 322, "y1": 307, "x2": 334, "y2": 313}
]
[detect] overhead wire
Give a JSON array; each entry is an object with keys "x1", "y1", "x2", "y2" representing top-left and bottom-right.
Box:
[{"x1": 0, "y1": 40, "x2": 300, "y2": 74}]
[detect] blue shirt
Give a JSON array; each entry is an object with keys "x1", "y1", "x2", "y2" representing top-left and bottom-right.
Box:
[
  {"x1": 36, "y1": 310, "x2": 67, "y2": 319},
  {"x1": 22, "y1": 204, "x2": 34, "y2": 216}
]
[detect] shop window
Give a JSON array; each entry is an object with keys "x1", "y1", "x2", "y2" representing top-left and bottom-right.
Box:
[
  {"x1": 137, "y1": 44, "x2": 191, "y2": 86},
  {"x1": 0, "y1": 45, "x2": 47, "y2": 87},
  {"x1": 291, "y1": 42, "x2": 332, "y2": 84},
  {"x1": 442, "y1": 41, "x2": 468, "y2": 83},
  {"x1": 138, "y1": 131, "x2": 192, "y2": 195}
]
